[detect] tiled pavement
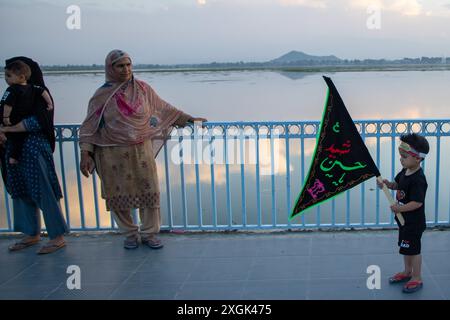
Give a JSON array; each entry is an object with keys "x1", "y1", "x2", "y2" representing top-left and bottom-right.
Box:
[{"x1": 0, "y1": 229, "x2": 449, "y2": 300}]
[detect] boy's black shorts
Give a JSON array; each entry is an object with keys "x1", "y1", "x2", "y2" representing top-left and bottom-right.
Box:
[{"x1": 398, "y1": 227, "x2": 424, "y2": 255}]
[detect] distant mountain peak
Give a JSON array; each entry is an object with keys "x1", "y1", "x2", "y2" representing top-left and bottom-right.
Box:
[{"x1": 270, "y1": 51, "x2": 341, "y2": 63}]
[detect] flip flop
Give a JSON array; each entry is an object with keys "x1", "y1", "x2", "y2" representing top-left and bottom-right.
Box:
[
  {"x1": 142, "y1": 237, "x2": 164, "y2": 249},
  {"x1": 8, "y1": 239, "x2": 40, "y2": 252},
  {"x1": 403, "y1": 280, "x2": 423, "y2": 293},
  {"x1": 37, "y1": 242, "x2": 66, "y2": 255},
  {"x1": 389, "y1": 272, "x2": 412, "y2": 284},
  {"x1": 123, "y1": 236, "x2": 139, "y2": 250}
]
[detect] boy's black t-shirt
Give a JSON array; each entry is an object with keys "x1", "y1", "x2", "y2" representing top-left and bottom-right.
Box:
[
  {"x1": 394, "y1": 167, "x2": 427, "y2": 232},
  {"x1": 0, "y1": 84, "x2": 44, "y2": 124}
]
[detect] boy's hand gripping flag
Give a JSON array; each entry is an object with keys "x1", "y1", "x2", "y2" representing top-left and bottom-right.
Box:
[{"x1": 290, "y1": 76, "x2": 405, "y2": 226}]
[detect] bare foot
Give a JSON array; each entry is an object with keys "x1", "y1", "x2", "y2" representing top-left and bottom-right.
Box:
[{"x1": 24, "y1": 235, "x2": 41, "y2": 243}]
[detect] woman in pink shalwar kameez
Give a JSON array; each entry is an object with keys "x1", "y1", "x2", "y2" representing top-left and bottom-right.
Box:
[{"x1": 79, "y1": 50, "x2": 206, "y2": 249}]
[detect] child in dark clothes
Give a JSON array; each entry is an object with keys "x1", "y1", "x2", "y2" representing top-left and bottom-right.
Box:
[
  {"x1": 377, "y1": 133, "x2": 429, "y2": 293},
  {"x1": 1, "y1": 60, "x2": 53, "y2": 164}
]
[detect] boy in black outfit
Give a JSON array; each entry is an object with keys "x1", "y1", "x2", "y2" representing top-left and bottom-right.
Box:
[
  {"x1": 377, "y1": 133, "x2": 429, "y2": 293},
  {"x1": 1, "y1": 60, "x2": 53, "y2": 164}
]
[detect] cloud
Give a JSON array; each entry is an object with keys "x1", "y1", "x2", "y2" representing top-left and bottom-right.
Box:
[
  {"x1": 195, "y1": 0, "x2": 450, "y2": 16},
  {"x1": 189, "y1": 0, "x2": 328, "y2": 9},
  {"x1": 355, "y1": 0, "x2": 450, "y2": 17},
  {"x1": 350, "y1": 0, "x2": 422, "y2": 16},
  {"x1": 0, "y1": 0, "x2": 192, "y2": 13},
  {"x1": 278, "y1": 0, "x2": 327, "y2": 8},
  {"x1": 8, "y1": 0, "x2": 443, "y2": 16},
  {"x1": 389, "y1": 0, "x2": 422, "y2": 16}
]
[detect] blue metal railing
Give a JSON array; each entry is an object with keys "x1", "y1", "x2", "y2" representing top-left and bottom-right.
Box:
[{"x1": 1, "y1": 119, "x2": 450, "y2": 232}]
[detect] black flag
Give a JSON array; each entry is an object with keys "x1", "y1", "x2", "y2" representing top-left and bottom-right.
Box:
[{"x1": 290, "y1": 76, "x2": 380, "y2": 219}]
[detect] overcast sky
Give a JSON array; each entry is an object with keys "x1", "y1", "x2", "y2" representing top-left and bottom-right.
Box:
[{"x1": 1, "y1": 0, "x2": 450, "y2": 65}]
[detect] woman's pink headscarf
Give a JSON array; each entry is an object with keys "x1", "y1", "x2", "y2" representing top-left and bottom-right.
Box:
[{"x1": 79, "y1": 50, "x2": 183, "y2": 156}]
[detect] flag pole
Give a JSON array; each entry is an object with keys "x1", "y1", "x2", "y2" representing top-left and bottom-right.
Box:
[{"x1": 376, "y1": 176, "x2": 405, "y2": 226}]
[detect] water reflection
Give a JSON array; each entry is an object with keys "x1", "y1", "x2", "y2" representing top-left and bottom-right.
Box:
[
  {"x1": 1, "y1": 70, "x2": 450, "y2": 229},
  {"x1": 1, "y1": 135, "x2": 449, "y2": 229},
  {"x1": 276, "y1": 71, "x2": 312, "y2": 80},
  {"x1": 1, "y1": 70, "x2": 449, "y2": 124}
]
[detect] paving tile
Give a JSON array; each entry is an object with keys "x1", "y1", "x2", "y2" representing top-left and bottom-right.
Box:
[
  {"x1": 422, "y1": 253, "x2": 450, "y2": 276},
  {"x1": 249, "y1": 256, "x2": 310, "y2": 281},
  {"x1": 45, "y1": 283, "x2": 121, "y2": 300},
  {"x1": 110, "y1": 282, "x2": 182, "y2": 300},
  {"x1": 175, "y1": 281, "x2": 245, "y2": 300},
  {"x1": 307, "y1": 278, "x2": 374, "y2": 300},
  {"x1": 242, "y1": 279, "x2": 308, "y2": 300},
  {"x1": 1, "y1": 263, "x2": 69, "y2": 287},
  {"x1": 309, "y1": 255, "x2": 367, "y2": 279},
  {"x1": 0, "y1": 262, "x2": 36, "y2": 286},
  {"x1": 0, "y1": 230, "x2": 449, "y2": 300},
  {"x1": 188, "y1": 257, "x2": 253, "y2": 281},
  {"x1": 0, "y1": 284, "x2": 62, "y2": 300},
  {"x1": 201, "y1": 241, "x2": 259, "y2": 258},
  {"x1": 255, "y1": 237, "x2": 311, "y2": 257},
  {"x1": 433, "y1": 275, "x2": 450, "y2": 300}
]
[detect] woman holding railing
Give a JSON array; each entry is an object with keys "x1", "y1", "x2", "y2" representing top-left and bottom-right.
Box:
[{"x1": 78, "y1": 50, "x2": 206, "y2": 249}]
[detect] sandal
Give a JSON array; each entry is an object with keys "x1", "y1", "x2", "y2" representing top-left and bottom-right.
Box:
[
  {"x1": 37, "y1": 241, "x2": 66, "y2": 255},
  {"x1": 389, "y1": 272, "x2": 412, "y2": 284},
  {"x1": 123, "y1": 236, "x2": 139, "y2": 250},
  {"x1": 142, "y1": 237, "x2": 164, "y2": 249},
  {"x1": 403, "y1": 280, "x2": 423, "y2": 293},
  {"x1": 8, "y1": 238, "x2": 40, "y2": 252}
]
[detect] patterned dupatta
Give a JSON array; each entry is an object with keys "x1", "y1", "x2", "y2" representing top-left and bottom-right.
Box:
[{"x1": 79, "y1": 50, "x2": 183, "y2": 156}]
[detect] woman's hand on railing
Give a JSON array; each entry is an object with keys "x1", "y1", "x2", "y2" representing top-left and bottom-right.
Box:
[
  {"x1": 80, "y1": 151, "x2": 95, "y2": 178},
  {"x1": 189, "y1": 117, "x2": 208, "y2": 128}
]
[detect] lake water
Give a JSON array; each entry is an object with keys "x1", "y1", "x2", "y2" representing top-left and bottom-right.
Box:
[
  {"x1": 1, "y1": 70, "x2": 450, "y2": 229},
  {"x1": 1, "y1": 70, "x2": 450, "y2": 124}
]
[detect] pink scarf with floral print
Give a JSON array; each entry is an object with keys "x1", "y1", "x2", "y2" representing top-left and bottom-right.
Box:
[{"x1": 79, "y1": 50, "x2": 183, "y2": 156}]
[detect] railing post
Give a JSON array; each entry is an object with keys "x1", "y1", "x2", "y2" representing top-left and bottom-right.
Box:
[
  {"x1": 435, "y1": 123, "x2": 441, "y2": 224},
  {"x1": 239, "y1": 126, "x2": 246, "y2": 227}
]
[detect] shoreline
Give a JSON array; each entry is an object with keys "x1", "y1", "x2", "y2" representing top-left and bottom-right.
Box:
[{"x1": 1, "y1": 64, "x2": 449, "y2": 76}]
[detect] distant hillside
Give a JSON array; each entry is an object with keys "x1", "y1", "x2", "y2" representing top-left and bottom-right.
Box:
[
  {"x1": 12, "y1": 50, "x2": 448, "y2": 72},
  {"x1": 270, "y1": 51, "x2": 341, "y2": 64}
]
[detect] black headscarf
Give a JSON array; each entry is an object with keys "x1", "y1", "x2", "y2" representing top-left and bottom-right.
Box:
[
  {"x1": 5, "y1": 56, "x2": 46, "y2": 87},
  {"x1": 4, "y1": 56, "x2": 56, "y2": 152}
]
